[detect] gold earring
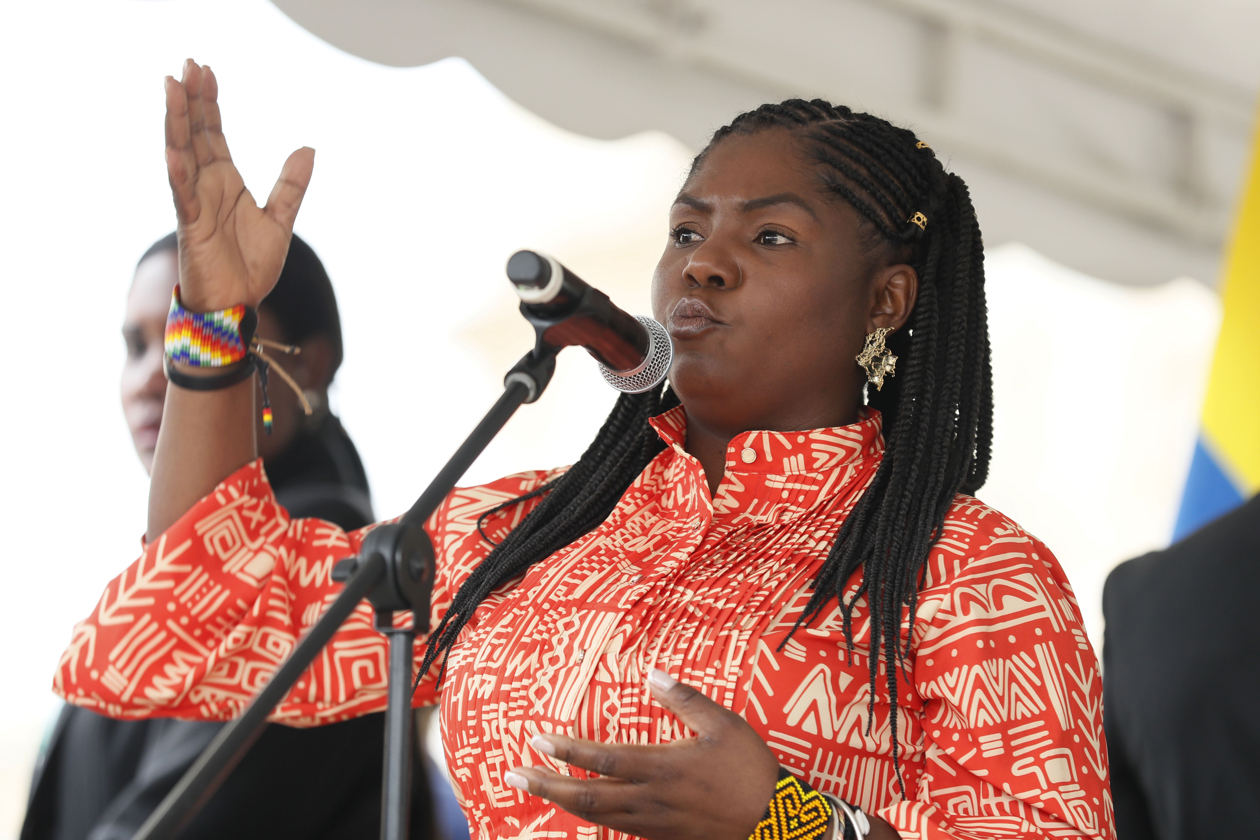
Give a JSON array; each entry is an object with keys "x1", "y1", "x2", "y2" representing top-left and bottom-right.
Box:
[{"x1": 856, "y1": 328, "x2": 897, "y2": 391}]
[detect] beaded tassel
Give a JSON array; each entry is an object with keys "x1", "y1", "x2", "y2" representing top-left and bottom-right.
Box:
[{"x1": 257, "y1": 358, "x2": 274, "y2": 435}]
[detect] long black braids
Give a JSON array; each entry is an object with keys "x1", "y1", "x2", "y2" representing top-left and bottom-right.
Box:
[
  {"x1": 417, "y1": 384, "x2": 680, "y2": 684},
  {"x1": 418, "y1": 99, "x2": 992, "y2": 789}
]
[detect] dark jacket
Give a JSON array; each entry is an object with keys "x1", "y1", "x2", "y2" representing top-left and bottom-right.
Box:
[
  {"x1": 1102, "y1": 493, "x2": 1260, "y2": 840},
  {"x1": 22, "y1": 415, "x2": 435, "y2": 840}
]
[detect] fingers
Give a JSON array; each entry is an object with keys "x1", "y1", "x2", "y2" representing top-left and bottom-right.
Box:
[
  {"x1": 164, "y1": 76, "x2": 199, "y2": 224},
  {"x1": 263, "y1": 147, "x2": 316, "y2": 234},
  {"x1": 200, "y1": 65, "x2": 233, "y2": 163},
  {"x1": 530, "y1": 734, "x2": 659, "y2": 782},
  {"x1": 647, "y1": 669, "x2": 735, "y2": 738},
  {"x1": 181, "y1": 59, "x2": 215, "y2": 168},
  {"x1": 164, "y1": 74, "x2": 190, "y2": 154},
  {"x1": 503, "y1": 767, "x2": 642, "y2": 824}
]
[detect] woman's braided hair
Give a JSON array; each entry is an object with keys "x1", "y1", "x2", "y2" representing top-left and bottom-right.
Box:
[{"x1": 419, "y1": 98, "x2": 992, "y2": 784}]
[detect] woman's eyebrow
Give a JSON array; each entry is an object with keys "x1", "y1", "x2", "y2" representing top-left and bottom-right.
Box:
[
  {"x1": 672, "y1": 192, "x2": 712, "y2": 213},
  {"x1": 741, "y1": 192, "x2": 819, "y2": 220}
]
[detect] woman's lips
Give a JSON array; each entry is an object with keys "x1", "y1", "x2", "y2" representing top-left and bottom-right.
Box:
[{"x1": 667, "y1": 298, "x2": 725, "y2": 339}]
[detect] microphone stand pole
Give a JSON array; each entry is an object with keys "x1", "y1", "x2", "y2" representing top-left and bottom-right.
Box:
[{"x1": 132, "y1": 346, "x2": 559, "y2": 840}]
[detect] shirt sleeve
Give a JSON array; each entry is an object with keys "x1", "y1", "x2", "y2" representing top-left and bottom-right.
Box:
[
  {"x1": 52, "y1": 459, "x2": 555, "y2": 727},
  {"x1": 879, "y1": 506, "x2": 1115, "y2": 840}
]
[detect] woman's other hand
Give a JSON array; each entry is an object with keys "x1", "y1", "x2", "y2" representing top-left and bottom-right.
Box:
[
  {"x1": 504, "y1": 669, "x2": 779, "y2": 840},
  {"x1": 164, "y1": 59, "x2": 314, "y2": 312}
]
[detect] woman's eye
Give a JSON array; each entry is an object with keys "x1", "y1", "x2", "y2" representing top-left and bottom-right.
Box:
[
  {"x1": 671, "y1": 226, "x2": 702, "y2": 245},
  {"x1": 757, "y1": 230, "x2": 794, "y2": 246}
]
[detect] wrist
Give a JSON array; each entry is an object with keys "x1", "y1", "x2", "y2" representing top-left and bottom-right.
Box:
[
  {"x1": 178, "y1": 292, "x2": 255, "y2": 312},
  {"x1": 175, "y1": 281, "x2": 255, "y2": 313},
  {"x1": 168, "y1": 358, "x2": 251, "y2": 377},
  {"x1": 164, "y1": 355, "x2": 258, "y2": 392}
]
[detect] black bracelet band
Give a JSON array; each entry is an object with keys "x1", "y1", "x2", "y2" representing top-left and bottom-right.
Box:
[{"x1": 163, "y1": 355, "x2": 258, "y2": 391}]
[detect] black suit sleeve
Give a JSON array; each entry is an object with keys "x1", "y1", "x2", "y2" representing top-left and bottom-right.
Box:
[
  {"x1": 1104, "y1": 692, "x2": 1158, "y2": 839},
  {"x1": 1103, "y1": 564, "x2": 1158, "y2": 840}
]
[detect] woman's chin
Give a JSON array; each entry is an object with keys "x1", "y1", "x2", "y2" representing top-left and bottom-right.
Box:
[{"x1": 668, "y1": 361, "x2": 744, "y2": 411}]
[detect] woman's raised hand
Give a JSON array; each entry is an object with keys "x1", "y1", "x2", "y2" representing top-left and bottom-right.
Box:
[{"x1": 164, "y1": 59, "x2": 314, "y2": 312}]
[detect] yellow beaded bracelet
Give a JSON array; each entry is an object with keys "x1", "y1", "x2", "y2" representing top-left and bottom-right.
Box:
[{"x1": 751, "y1": 767, "x2": 833, "y2": 840}]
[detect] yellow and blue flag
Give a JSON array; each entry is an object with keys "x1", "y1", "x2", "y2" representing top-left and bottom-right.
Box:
[{"x1": 1175, "y1": 121, "x2": 1260, "y2": 539}]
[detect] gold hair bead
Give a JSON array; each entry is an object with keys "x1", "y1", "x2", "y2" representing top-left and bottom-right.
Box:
[
  {"x1": 909, "y1": 211, "x2": 928, "y2": 231},
  {"x1": 916, "y1": 140, "x2": 931, "y2": 149}
]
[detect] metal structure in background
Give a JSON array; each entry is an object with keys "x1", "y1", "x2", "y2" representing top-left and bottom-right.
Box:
[
  {"x1": 271, "y1": 0, "x2": 1259, "y2": 287},
  {"x1": 488, "y1": 0, "x2": 1255, "y2": 245}
]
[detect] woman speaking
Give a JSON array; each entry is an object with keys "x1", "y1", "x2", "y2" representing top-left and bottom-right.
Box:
[{"x1": 54, "y1": 60, "x2": 1112, "y2": 840}]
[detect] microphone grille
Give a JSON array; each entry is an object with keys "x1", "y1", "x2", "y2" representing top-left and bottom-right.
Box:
[{"x1": 599, "y1": 316, "x2": 673, "y2": 394}]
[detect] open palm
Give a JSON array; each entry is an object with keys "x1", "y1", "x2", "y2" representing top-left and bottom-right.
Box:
[{"x1": 164, "y1": 59, "x2": 314, "y2": 312}]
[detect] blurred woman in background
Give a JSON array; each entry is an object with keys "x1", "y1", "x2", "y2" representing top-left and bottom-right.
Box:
[
  {"x1": 22, "y1": 233, "x2": 445, "y2": 840},
  {"x1": 121, "y1": 232, "x2": 376, "y2": 524}
]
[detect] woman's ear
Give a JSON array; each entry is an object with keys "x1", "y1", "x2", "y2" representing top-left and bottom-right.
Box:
[
  {"x1": 293, "y1": 335, "x2": 335, "y2": 393},
  {"x1": 868, "y1": 263, "x2": 918, "y2": 333}
]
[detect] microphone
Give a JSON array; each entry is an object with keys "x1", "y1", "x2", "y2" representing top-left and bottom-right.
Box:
[{"x1": 505, "y1": 250, "x2": 672, "y2": 394}]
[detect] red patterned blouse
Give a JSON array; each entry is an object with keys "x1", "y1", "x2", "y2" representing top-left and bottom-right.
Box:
[{"x1": 54, "y1": 407, "x2": 1113, "y2": 840}]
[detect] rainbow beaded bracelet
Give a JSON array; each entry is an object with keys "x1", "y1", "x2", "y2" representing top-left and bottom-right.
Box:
[
  {"x1": 164, "y1": 285, "x2": 258, "y2": 368},
  {"x1": 162, "y1": 285, "x2": 311, "y2": 435}
]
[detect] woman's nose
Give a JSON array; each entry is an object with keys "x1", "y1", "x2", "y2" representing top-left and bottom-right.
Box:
[{"x1": 683, "y1": 237, "x2": 741, "y2": 290}]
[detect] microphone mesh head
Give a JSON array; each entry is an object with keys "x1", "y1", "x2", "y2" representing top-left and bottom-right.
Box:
[{"x1": 599, "y1": 316, "x2": 673, "y2": 394}]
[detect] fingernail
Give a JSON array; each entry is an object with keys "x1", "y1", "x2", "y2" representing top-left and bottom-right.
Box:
[
  {"x1": 530, "y1": 735, "x2": 557, "y2": 757},
  {"x1": 503, "y1": 770, "x2": 529, "y2": 791},
  {"x1": 647, "y1": 668, "x2": 677, "y2": 691}
]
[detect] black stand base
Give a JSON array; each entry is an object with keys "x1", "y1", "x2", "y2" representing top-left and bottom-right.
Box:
[{"x1": 379, "y1": 616, "x2": 416, "y2": 840}]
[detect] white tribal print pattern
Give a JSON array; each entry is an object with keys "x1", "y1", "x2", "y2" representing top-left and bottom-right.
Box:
[{"x1": 55, "y1": 407, "x2": 1113, "y2": 840}]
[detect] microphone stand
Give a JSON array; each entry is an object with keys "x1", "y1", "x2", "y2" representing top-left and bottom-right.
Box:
[{"x1": 132, "y1": 343, "x2": 559, "y2": 840}]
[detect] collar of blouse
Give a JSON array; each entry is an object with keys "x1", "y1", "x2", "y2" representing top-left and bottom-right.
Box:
[{"x1": 647, "y1": 404, "x2": 885, "y2": 529}]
